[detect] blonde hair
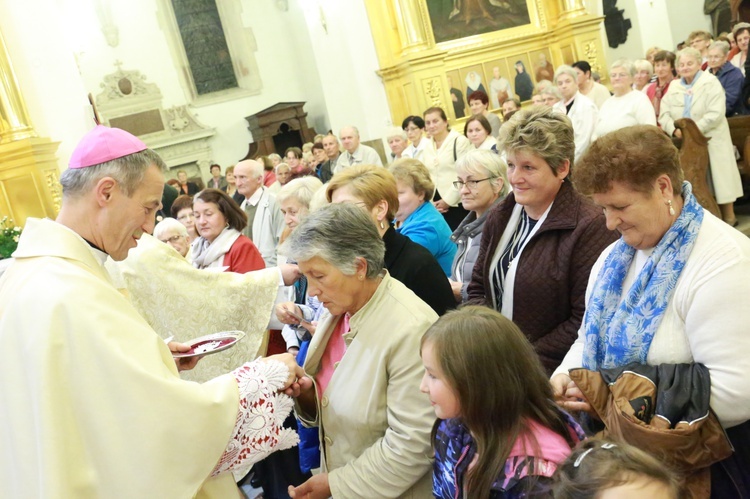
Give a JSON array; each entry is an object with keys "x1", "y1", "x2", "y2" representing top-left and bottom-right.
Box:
[
  {"x1": 388, "y1": 158, "x2": 435, "y2": 200},
  {"x1": 277, "y1": 176, "x2": 324, "y2": 208},
  {"x1": 455, "y1": 149, "x2": 510, "y2": 197},
  {"x1": 326, "y1": 165, "x2": 399, "y2": 222},
  {"x1": 499, "y1": 106, "x2": 575, "y2": 172}
]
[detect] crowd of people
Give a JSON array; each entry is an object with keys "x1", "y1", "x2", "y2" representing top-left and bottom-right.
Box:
[{"x1": 2, "y1": 28, "x2": 750, "y2": 499}]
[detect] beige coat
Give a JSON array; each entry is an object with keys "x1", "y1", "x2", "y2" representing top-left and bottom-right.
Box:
[
  {"x1": 297, "y1": 273, "x2": 437, "y2": 498},
  {"x1": 659, "y1": 71, "x2": 744, "y2": 204}
]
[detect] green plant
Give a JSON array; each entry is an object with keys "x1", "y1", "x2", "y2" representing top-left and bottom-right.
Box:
[{"x1": 0, "y1": 217, "x2": 22, "y2": 259}]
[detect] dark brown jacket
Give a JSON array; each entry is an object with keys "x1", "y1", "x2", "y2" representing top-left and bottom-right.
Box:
[{"x1": 467, "y1": 181, "x2": 617, "y2": 373}]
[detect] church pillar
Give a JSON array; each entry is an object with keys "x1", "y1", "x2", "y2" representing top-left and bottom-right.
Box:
[
  {"x1": 559, "y1": 0, "x2": 588, "y2": 21},
  {"x1": 0, "y1": 29, "x2": 36, "y2": 143},
  {"x1": 393, "y1": 0, "x2": 430, "y2": 54},
  {"x1": 0, "y1": 27, "x2": 61, "y2": 226}
]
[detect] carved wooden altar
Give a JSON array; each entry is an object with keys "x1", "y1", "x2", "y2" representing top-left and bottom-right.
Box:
[
  {"x1": 363, "y1": 0, "x2": 607, "y2": 126},
  {"x1": 243, "y1": 102, "x2": 317, "y2": 159}
]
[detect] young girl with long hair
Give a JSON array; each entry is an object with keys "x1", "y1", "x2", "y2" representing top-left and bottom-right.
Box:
[{"x1": 420, "y1": 306, "x2": 585, "y2": 498}]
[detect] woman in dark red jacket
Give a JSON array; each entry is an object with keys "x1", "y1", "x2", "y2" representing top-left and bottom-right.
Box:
[
  {"x1": 191, "y1": 189, "x2": 265, "y2": 273},
  {"x1": 467, "y1": 107, "x2": 617, "y2": 373}
]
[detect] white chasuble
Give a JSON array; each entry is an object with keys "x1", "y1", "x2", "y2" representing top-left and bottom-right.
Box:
[{"x1": 0, "y1": 219, "x2": 297, "y2": 498}]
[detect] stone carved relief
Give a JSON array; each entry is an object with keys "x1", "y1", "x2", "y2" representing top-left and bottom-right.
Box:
[{"x1": 95, "y1": 63, "x2": 216, "y2": 178}]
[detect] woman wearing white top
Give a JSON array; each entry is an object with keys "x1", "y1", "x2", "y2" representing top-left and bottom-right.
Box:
[
  {"x1": 552, "y1": 65, "x2": 598, "y2": 161},
  {"x1": 594, "y1": 59, "x2": 657, "y2": 139},
  {"x1": 464, "y1": 114, "x2": 497, "y2": 152},
  {"x1": 730, "y1": 23, "x2": 750, "y2": 76},
  {"x1": 659, "y1": 48, "x2": 744, "y2": 226},
  {"x1": 401, "y1": 115, "x2": 436, "y2": 165},
  {"x1": 424, "y1": 106, "x2": 473, "y2": 230}
]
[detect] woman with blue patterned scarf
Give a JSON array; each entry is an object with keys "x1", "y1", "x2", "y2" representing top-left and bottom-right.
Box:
[{"x1": 551, "y1": 125, "x2": 750, "y2": 496}]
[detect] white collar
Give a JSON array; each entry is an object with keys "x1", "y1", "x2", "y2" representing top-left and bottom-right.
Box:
[{"x1": 242, "y1": 186, "x2": 264, "y2": 208}]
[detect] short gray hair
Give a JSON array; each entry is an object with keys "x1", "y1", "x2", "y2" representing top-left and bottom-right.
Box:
[
  {"x1": 153, "y1": 217, "x2": 188, "y2": 240},
  {"x1": 237, "y1": 159, "x2": 264, "y2": 178},
  {"x1": 385, "y1": 126, "x2": 407, "y2": 142},
  {"x1": 279, "y1": 203, "x2": 385, "y2": 279},
  {"x1": 59, "y1": 149, "x2": 166, "y2": 198},
  {"x1": 554, "y1": 65, "x2": 579, "y2": 84},
  {"x1": 277, "y1": 176, "x2": 324, "y2": 207},
  {"x1": 455, "y1": 149, "x2": 510, "y2": 197},
  {"x1": 633, "y1": 59, "x2": 654, "y2": 77},
  {"x1": 709, "y1": 40, "x2": 730, "y2": 55},
  {"x1": 540, "y1": 86, "x2": 563, "y2": 99},
  {"x1": 610, "y1": 58, "x2": 635, "y2": 77}
]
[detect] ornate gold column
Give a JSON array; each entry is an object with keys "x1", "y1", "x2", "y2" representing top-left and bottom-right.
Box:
[
  {"x1": 558, "y1": 0, "x2": 588, "y2": 20},
  {"x1": 0, "y1": 27, "x2": 61, "y2": 227},
  {"x1": 0, "y1": 30, "x2": 36, "y2": 143},
  {"x1": 394, "y1": 0, "x2": 430, "y2": 54}
]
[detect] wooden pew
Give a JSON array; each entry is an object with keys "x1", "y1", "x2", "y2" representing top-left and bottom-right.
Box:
[
  {"x1": 673, "y1": 118, "x2": 722, "y2": 218},
  {"x1": 727, "y1": 115, "x2": 750, "y2": 178}
]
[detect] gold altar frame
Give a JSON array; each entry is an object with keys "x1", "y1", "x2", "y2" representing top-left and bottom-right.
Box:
[{"x1": 365, "y1": 0, "x2": 607, "y2": 126}]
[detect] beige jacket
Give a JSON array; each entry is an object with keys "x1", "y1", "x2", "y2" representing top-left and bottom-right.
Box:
[{"x1": 297, "y1": 273, "x2": 438, "y2": 498}]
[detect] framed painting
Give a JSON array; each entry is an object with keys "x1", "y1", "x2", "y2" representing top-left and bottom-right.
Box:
[
  {"x1": 457, "y1": 64, "x2": 488, "y2": 110},
  {"x1": 529, "y1": 48, "x2": 555, "y2": 84},
  {"x1": 446, "y1": 70, "x2": 468, "y2": 119},
  {"x1": 507, "y1": 54, "x2": 534, "y2": 102},
  {"x1": 483, "y1": 60, "x2": 513, "y2": 109},
  {"x1": 425, "y1": 0, "x2": 532, "y2": 44}
]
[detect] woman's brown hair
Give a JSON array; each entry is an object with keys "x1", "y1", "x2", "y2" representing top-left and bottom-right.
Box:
[
  {"x1": 464, "y1": 114, "x2": 492, "y2": 136},
  {"x1": 575, "y1": 125, "x2": 683, "y2": 196},
  {"x1": 170, "y1": 194, "x2": 194, "y2": 219},
  {"x1": 194, "y1": 188, "x2": 248, "y2": 232},
  {"x1": 421, "y1": 306, "x2": 577, "y2": 498}
]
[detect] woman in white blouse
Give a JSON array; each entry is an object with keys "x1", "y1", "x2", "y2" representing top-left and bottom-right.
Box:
[
  {"x1": 594, "y1": 59, "x2": 657, "y2": 139},
  {"x1": 401, "y1": 115, "x2": 435, "y2": 165},
  {"x1": 730, "y1": 23, "x2": 750, "y2": 76},
  {"x1": 424, "y1": 106, "x2": 473, "y2": 230}
]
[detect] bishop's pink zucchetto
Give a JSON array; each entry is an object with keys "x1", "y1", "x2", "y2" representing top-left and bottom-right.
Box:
[{"x1": 69, "y1": 125, "x2": 148, "y2": 169}]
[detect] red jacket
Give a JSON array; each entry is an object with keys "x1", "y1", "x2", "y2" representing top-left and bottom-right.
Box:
[
  {"x1": 467, "y1": 181, "x2": 618, "y2": 373},
  {"x1": 223, "y1": 235, "x2": 265, "y2": 273}
]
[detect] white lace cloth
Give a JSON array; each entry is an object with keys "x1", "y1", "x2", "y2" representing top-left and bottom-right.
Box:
[{"x1": 212, "y1": 359, "x2": 299, "y2": 478}]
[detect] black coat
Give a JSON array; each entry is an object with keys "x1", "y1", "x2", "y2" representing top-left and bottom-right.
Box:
[{"x1": 383, "y1": 226, "x2": 456, "y2": 316}]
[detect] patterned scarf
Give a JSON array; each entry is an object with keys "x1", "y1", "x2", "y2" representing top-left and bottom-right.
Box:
[
  {"x1": 681, "y1": 71, "x2": 703, "y2": 118},
  {"x1": 582, "y1": 182, "x2": 703, "y2": 370}
]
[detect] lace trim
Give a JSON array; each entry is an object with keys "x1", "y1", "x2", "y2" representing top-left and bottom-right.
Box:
[{"x1": 211, "y1": 359, "x2": 299, "y2": 478}]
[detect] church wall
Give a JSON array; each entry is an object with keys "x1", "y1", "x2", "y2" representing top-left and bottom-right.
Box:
[
  {"x1": 2, "y1": 0, "x2": 335, "y2": 174},
  {"x1": 296, "y1": 0, "x2": 392, "y2": 141},
  {"x1": 666, "y1": 0, "x2": 713, "y2": 44},
  {"x1": 0, "y1": 0, "x2": 94, "y2": 169}
]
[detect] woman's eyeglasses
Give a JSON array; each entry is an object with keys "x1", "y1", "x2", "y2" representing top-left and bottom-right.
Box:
[{"x1": 453, "y1": 177, "x2": 493, "y2": 189}]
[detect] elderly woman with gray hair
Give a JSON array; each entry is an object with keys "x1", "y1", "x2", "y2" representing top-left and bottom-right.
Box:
[
  {"x1": 283, "y1": 203, "x2": 436, "y2": 499},
  {"x1": 552, "y1": 65, "x2": 598, "y2": 160},
  {"x1": 385, "y1": 126, "x2": 408, "y2": 164},
  {"x1": 153, "y1": 217, "x2": 191, "y2": 261},
  {"x1": 448, "y1": 149, "x2": 509, "y2": 302},
  {"x1": 707, "y1": 40, "x2": 746, "y2": 116},
  {"x1": 593, "y1": 59, "x2": 656, "y2": 139},
  {"x1": 660, "y1": 47, "x2": 745, "y2": 226}
]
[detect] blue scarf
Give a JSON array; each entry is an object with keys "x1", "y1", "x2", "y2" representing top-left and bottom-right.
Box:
[
  {"x1": 681, "y1": 70, "x2": 703, "y2": 118},
  {"x1": 582, "y1": 182, "x2": 704, "y2": 370}
]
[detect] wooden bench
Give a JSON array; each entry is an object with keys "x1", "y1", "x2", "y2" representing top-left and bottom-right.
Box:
[
  {"x1": 673, "y1": 118, "x2": 722, "y2": 218},
  {"x1": 727, "y1": 115, "x2": 750, "y2": 178}
]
